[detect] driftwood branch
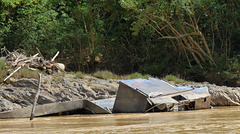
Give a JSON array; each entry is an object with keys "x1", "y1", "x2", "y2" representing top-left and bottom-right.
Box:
[
  {"x1": 51, "y1": 51, "x2": 59, "y2": 62},
  {"x1": 0, "y1": 46, "x2": 10, "y2": 55},
  {"x1": 36, "y1": 47, "x2": 44, "y2": 59},
  {"x1": 30, "y1": 73, "x2": 42, "y2": 121},
  {"x1": 4, "y1": 66, "x2": 22, "y2": 81}
]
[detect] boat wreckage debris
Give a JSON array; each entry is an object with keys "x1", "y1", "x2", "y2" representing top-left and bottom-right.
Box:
[
  {"x1": 0, "y1": 77, "x2": 211, "y2": 119},
  {"x1": 113, "y1": 78, "x2": 210, "y2": 113}
]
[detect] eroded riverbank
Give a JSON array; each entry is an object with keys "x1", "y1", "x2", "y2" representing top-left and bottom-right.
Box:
[
  {"x1": 1, "y1": 74, "x2": 240, "y2": 112},
  {"x1": 0, "y1": 106, "x2": 239, "y2": 133}
]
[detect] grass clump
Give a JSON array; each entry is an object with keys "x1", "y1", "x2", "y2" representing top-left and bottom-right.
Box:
[
  {"x1": 69, "y1": 71, "x2": 76, "y2": 75},
  {"x1": 92, "y1": 70, "x2": 152, "y2": 80},
  {"x1": 123, "y1": 72, "x2": 152, "y2": 79},
  {"x1": 92, "y1": 70, "x2": 119, "y2": 79},
  {"x1": 14, "y1": 67, "x2": 39, "y2": 79},
  {"x1": 0, "y1": 60, "x2": 8, "y2": 82},
  {"x1": 163, "y1": 75, "x2": 188, "y2": 83},
  {"x1": 75, "y1": 71, "x2": 85, "y2": 79}
]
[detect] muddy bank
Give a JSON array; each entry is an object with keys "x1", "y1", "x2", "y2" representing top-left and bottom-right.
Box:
[{"x1": 0, "y1": 75, "x2": 239, "y2": 112}]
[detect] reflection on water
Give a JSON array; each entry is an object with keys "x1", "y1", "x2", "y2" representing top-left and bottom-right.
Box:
[{"x1": 0, "y1": 106, "x2": 240, "y2": 133}]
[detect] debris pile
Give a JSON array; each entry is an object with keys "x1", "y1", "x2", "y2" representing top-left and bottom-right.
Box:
[{"x1": 1, "y1": 47, "x2": 65, "y2": 81}]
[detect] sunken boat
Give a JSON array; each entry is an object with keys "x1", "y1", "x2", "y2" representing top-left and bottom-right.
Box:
[{"x1": 113, "y1": 78, "x2": 211, "y2": 113}]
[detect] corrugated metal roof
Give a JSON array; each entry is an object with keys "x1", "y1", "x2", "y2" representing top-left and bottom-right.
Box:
[{"x1": 120, "y1": 78, "x2": 193, "y2": 97}]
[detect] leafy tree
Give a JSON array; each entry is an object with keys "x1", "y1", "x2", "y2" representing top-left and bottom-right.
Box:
[
  {"x1": 119, "y1": 0, "x2": 216, "y2": 68},
  {"x1": 0, "y1": 0, "x2": 239, "y2": 84}
]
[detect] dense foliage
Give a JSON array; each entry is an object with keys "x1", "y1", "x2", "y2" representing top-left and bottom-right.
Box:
[{"x1": 0, "y1": 0, "x2": 239, "y2": 85}]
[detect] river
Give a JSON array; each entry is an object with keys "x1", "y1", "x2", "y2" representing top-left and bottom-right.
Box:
[{"x1": 0, "y1": 106, "x2": 239, "y2": 134}]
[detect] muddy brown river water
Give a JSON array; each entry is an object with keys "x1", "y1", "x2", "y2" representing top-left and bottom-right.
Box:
[{"x1": 0, "y1": 106, "x2": 239, "y2": 134}]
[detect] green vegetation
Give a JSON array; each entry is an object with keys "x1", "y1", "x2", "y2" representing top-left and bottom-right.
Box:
[
  {"x1": 0, "y1": 60, "x2": 39, "y2": 82},
  {"x1": 123, "y1": 73, "x2": 151, "y2": 80},
  {"x1": 163, "y1": 75, "x2": 189, "y2": 84},
  {"x1": 75, "y1": 71, "x2": 85, "y2": 79},
  {"x1": 0, "y1": 60, "x2": 8, "y2": 82},
  {"x1": 92, "y1": 70, "x2": 152, "y2": 80},
  {"x1": 14, "y1": 67, "x2": 39, "y2": 79},
  {"x1": 93, "y1": 71, "x2": 119, "y2": 79},
  {"x1": 0, "y1": 0, "x2": 240, "y2": 86}
]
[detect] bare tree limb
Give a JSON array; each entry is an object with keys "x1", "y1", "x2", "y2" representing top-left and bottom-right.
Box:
[{"x1": 158, "y1": 32, "x2": 200, "y2": 39}]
